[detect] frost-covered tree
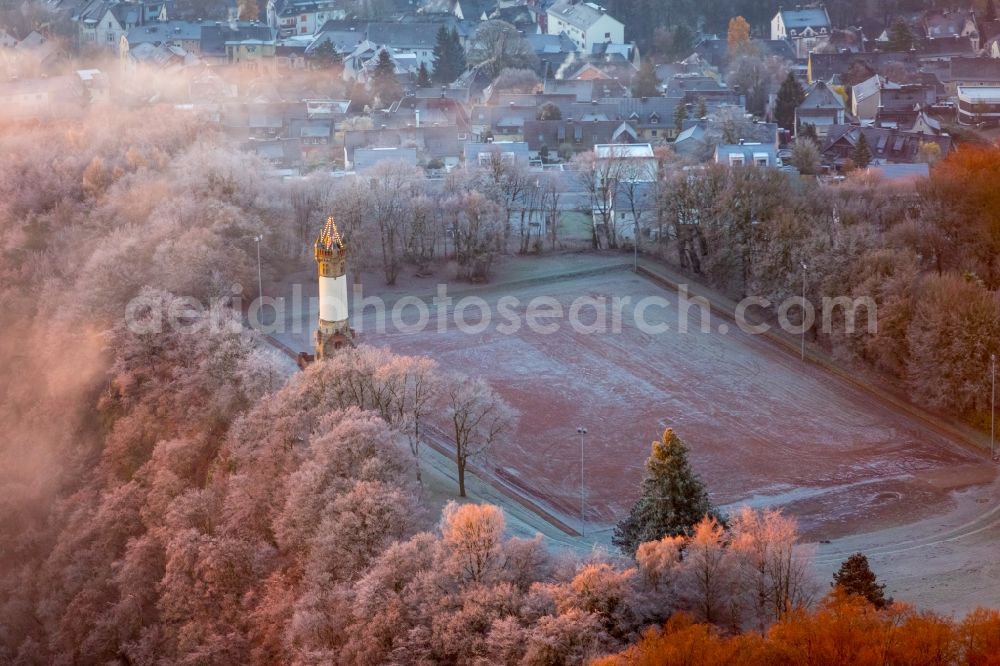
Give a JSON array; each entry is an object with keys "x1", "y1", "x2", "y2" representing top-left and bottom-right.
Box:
[{"x1": 442, "y1": 374, "x2": 517, "y2": 497}]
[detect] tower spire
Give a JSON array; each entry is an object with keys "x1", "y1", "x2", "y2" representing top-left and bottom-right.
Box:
[{"x1": 313, "y1": 215, "x2": 353, "y2": 359}]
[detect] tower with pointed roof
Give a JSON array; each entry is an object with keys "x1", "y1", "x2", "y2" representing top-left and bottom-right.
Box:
[{"x1": 314, "y1": 215, "x2": 353, "y2": 359}]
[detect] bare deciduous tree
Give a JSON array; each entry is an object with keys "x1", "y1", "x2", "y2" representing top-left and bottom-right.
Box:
[
  {"x1": 467, "y1": 20, "x2": 537, "y2": 79},
  {"x1": 441, "y1": 374, "x2": 517, "y2": 497}
]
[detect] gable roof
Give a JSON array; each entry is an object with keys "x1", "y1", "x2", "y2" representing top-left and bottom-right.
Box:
[
  {"x1": 778, "y1": 6, "x2": 831, "y2": 29},
  {"x1": 852, "y1": 75, "x2": 881, "y2": 104},
  {"x1": 547, "y1": 0, "x2": 621, "y2": 30},
  {"x1": 822, "y1": 125, "x2": 952, "y2": 163},
  {"x1": 127, "y1": 21, "x2": 203, "y2": 45},
  {"x1": 949, "y1": 57, "x2": 1000, "y2": 83},
  {"x1": 800, "y1": 80, "x2": 845, "y2": 110}
]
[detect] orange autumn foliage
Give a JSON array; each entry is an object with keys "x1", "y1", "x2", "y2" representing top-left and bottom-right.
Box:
[
  {"x1": 595, "y1": 590, "x2": 1000, "y2": 666},
  {"x1": 925, "y1": 145, "x2": 1000, "y2": 287}
]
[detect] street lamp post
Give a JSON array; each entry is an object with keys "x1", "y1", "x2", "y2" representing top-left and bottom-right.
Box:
[
  {"x1": 634, "y1": 217, "x2": 639, "y2": 272},
  {"x1": 577, "y1": 426, "x2": 587, "y2": 537},
  {"x1": 254, "y1": 234, "x2": 263, "y2": 300},
  {"x1": 991, "y1": 354, "x2": 996, "y2": 460},
  {"x1": 800, "y1": 262, "x2": 808, "y2": 361}
]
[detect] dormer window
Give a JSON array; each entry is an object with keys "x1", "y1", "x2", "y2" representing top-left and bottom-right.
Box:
[{"x1": 649, "y1": 112, "x2": 660, "y2": 124}]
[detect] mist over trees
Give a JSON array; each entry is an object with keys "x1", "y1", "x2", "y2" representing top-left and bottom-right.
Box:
[{"x1": 3, "y1": 44, "x2": 1000, "y2": 661}]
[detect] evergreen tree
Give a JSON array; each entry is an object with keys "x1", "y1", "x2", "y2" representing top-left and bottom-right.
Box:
[
  {"x1": 800, "y1": 122, "x2": 819, "y2": 142},
  {"x1": 432, "y1": 27, "x2": 466, "y2": 84},
  {"x1": 697, "y1": 96, "x2": 707, "y2": 119},
  {"x1": 852, "y1": 132, "x2": 873, "y2": 168},
  {"x1": 832, "y1": 553, "x2": 892, "y2": 609},
  {"x1": 886, "y1": 17, "x2": 914, "y2": 52},
  {"x1": 450, "y1": 28, "x2": 467, "y2": 77},
  {"x1": 775, "y1": 72, "x2": 805, "y2": 131},
  {"x1": 632, "y1": 59, "x2": 661, "y2": 98},
  {"x1": 416, "y1": 62, "x2": 431, "y2": 88},
  {"x1": 674, "y1": 102, "x2": 688, "y2": 131},
  {"x1": 673, "y1": 24, "x2": 694, "y2": 55},
  {"x1": 612, "y1": 428, "x2": 720, "y2": 557},
  {"x1": 372, "y1": 49, "x2": 402, "y2": 104},
  {"x1": 432, "y1": 25, "x2": 451, "y2": 82},
  {"x1": 307, "y1": 39, "x2": 341, "y2": 69}
]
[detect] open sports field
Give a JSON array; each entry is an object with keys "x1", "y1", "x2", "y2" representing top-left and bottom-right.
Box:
[{"x1": 362, "y1": 267, "x2": 994, "y2": 541}]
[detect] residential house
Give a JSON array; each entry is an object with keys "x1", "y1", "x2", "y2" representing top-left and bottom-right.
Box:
[
  {"x1": 0, "y1": 74, "x2": 86, "y2": 120},
  {"x1": 366, "y1": 21, "x2": 443, "y2": 71},
  {"x1": 491, "y1": 3, "x2": 539, "y2": 34},
  {"x1": 525, "y1": 32, "x2": 579, "y2": 76},
  {"x1": 771, "y1": 5, "x2": 832, "y2": 59},
  {"x1": 124, "y1": 41, "x2": 194, "y2": 71},
  {"x1": 607, "y1": 180, "x2": 657, "y2": 242},
  {"x1": 201, "y1": 22, "x2": 277, "y2": 66},
  {"x1": 902, "y1": 110, "x2": 944, "y2": 134},
  {"x1": 247, "y1": 138, "x2": 303, "y2": 167},
  {"x1": 75, "y1": 68, "x2": 111, "y2": 104},
  {"x1": 74, "y1": 0, "x2": 169, "y2": 54},
  {"x1": 305, "y1": 98, "x2": 350, "y2": 119},
  {"x1": 523, "y1": 118, "x2": 634, "y2": 156},
  {"x1": 795, "y1": 80, "x2": 847, "y2": 137},
  {"x1": 957, "y1": 85, "x2": 1000, "y2": 125},
  {"x1": 546, "y1": 0, "x2": 624, "y2": 53},
  {"x1": 595, "y1": 142, "x2": 657, "y2": 179},
  {"x1": 309, "y1": 19, "x2": 451, "y2": 72},
  {"x1": 543, "y1": 76, "x2": 627, "y2": 101},
  {"x1": 394, "y1": 95, "x2": 469, "y2": 130},
  {"x1": 821, "y1": 125, "x2": 953, "y2": 165},
  {"x1": 559, "y1": 51, "x2": 637, "y2": 83},
  {"x1": 851, "y1": 74, "x2": 881, "y2": 122},
  {"x1": 266, "y1": 0, "x2": 345, "y2": 37},
  {"x1": 350, "y1": 146, "x2": 418, "y2": 170},
  {"x1": 123, "y1": 21, "x2": 202, "y2": 57},
  {"x1": 4, "y1": 30, "x2": 64, "y2": 77},
  {"x1": 343, "y1": 126, "x2": 462, "y2": 169},
  {"x1": 915, "y1": 35, "x2": 975, "y2": 62},
  {"x1": 447, "y1": 0, "x2": 492, "y2": 21},
  {"x1": 690, "y1": 37, "x2": 797, "y2": 70},
  {"x1": 463, "y1": 140, "x2": 531, "y2": 166},
  {"x1": 874, "y1": 82, "x2": 937, "y2": 128},
  {"x1": 665, "y1": 73, "x2": 741, "y2": 107},
  {"x1": 878, "y1": 9, "x2": 979, "y2": 52},
  {"x1": 676, "y1": 119, "x2": 780, "y2": 162},
  {"x1": 714, "y1": 142, "x2": 780, "y2": 167},
  {"x1": 868, "y1": 163, "x2": 930, "y2": 182},
  {"x1": 248, "y1": 106, "x2": 284, "y2": 138},
  {"x1": 807, "y1": 51, "x2": 920, "y2": 85},
  {"x1": 947, "y1": 57, "x2": 1000, "y2": 94},
  {"x1": 606, "y1": 95, "x2": 683, "y2": 141}
]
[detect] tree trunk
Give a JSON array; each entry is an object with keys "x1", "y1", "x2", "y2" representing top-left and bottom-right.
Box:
[{"x1": 457, "y1": 455, "x2": 466, "y2": 497}]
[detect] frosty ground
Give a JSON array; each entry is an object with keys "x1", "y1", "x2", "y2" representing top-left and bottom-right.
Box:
[{"x1": 273, "y1": 254, "x2": 1000, "y2": 616}]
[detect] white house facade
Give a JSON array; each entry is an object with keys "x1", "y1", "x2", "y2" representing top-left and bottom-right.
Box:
[{"x1": 546, "y1": 1, "x2": 623, "y2": 52}]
